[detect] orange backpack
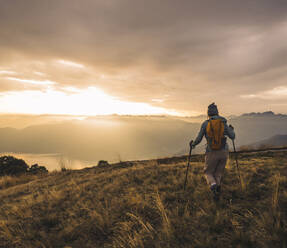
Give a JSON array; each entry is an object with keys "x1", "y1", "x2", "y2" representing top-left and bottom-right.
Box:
[{"x1": 206, "y1": 119, "x2": 225, "y2": 150}]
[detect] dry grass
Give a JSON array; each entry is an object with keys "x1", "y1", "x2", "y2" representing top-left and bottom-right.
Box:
[{"x1": 0, "y1": 150, "x2": 286, "y2": 247}]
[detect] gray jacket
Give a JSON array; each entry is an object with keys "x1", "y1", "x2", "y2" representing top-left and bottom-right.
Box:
[{"x1": 192, "y1": 115, "x2": 235, "y2": 152}]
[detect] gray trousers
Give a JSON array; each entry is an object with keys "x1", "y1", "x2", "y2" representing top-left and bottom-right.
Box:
[{"x1": 204, "y1": 150, "x2": 228, "y2": 186}]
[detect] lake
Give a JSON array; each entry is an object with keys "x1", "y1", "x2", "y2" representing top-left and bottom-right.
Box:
[{"x1": 0, "y1": 152, "x2": 97, "y2": 171}]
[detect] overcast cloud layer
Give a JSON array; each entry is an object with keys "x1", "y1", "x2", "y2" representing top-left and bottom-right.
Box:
[{"x1": 0, "y1": 0, "x2": 287, "y2": 115}]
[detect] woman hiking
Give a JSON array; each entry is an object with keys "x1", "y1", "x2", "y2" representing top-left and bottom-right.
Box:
[{"x1": 190, "y1": 103, "x2": 235, "y2": 201}]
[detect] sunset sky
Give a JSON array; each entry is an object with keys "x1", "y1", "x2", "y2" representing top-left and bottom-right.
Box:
[{"x1": 0, "y1": 0, "x2": 287, "y2": 116}]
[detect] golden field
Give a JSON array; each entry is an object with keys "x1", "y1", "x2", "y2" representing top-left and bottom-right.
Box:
[{"x1": 0, "y1": 150, "x2": 286, "y2": 248}]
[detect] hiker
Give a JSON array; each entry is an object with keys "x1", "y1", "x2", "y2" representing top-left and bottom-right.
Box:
[{"x1": 190, "y1": 103, "x2": 235, "y2": 201}]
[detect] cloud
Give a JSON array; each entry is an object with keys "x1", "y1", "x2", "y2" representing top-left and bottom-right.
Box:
[
  {"x1": 57, "y1": 60, "x2": 85, "y2": 69},
  {"x1": 0, "y1": 0, "x2": 287, "y2": 114},
  {"x1": 6, "y1": 77, "x2": 57, "y2": 86},
  {"x1": 241, "y1": 86, "x2": 287, "y2": 100},
  {"x1": 0, "y1": 70, "x2": 17, "y2": 75}
]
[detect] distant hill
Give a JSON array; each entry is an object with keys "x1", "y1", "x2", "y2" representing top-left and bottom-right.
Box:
[
  {"x1": 240, "y1": 111, "x2": 280, "y2": 117},
  {"x1": 1, "y1": 112, "x2": 287, "y2": 163},
  {"x1": 230, "y1": 111, "x2": 287, "y2": 120},
  {"x1": 0, "y1": 118, "x2": 200, "y2": 162},
  {"x1": 249, "y1": 134, "x2": 287, "y2": 149},
  {"x1": 228, "y1": 111, "x2": 287, "y2": 149}
]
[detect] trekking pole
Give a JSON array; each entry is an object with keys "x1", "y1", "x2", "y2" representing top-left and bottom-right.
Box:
[
  {"x1": 232, "y1": 139, "x2": 242, "y2": 186},
  {"x1": 184, "y1": 140, "x2": 193, "y2": 191}
]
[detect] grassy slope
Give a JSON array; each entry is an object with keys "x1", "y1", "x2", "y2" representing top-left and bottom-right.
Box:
[{"x1": 0, "y1": 151, "x2": 286, "y2": 248}]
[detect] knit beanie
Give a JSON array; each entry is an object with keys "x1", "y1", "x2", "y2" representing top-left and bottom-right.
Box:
[{"x1": 208, "y1": 103, "x2": 219, "y2": 116}]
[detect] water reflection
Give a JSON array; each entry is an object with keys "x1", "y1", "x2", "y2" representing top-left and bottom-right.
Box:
[{"x1": 0, "y1": 153, "x2": 96, "y2": 171}]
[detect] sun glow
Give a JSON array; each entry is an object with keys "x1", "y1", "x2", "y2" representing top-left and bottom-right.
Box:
[{"x1": 0, "y1": 87, "x2": 181, "y2": 116}]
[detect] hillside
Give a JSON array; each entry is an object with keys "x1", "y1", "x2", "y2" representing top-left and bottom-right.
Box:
[
  {"x1": 249, "y1": 134, "x2": 287, "y2": 149},
  {"x1": 0, "y1": 150, "x2": 286, "y2": 247}
]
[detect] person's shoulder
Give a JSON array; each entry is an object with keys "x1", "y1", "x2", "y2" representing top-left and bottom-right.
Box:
[
  {"x1": 218, "y1": 115, "x2": 227, "y2": 123},
  {"x1": 201, "y1": 119, "x2": 209, "y2": 127}
]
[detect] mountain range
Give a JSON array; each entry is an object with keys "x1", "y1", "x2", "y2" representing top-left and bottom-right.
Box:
[{"x1": 0, "y1": 111, "x2": 287, "y2": 162}]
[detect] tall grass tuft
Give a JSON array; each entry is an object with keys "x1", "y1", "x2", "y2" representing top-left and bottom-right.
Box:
[
  {"x1": 272, "y1": 173, "x2": 281, "y2": 230},
  {"x1": 272, "y1": 173, "x2": 280, "y2": 212},
  {"x1": 155, "y1": 191, "x2": 172, "y2": 240},
  {"x1": 113, "y1": 213, "x2": 156, "y2": 248}
]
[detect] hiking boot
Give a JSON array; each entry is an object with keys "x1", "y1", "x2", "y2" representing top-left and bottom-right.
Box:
[
  {"x1": 216, "y1": 185, "x2": 221, "y2": 194},
  {"x1": 210, "y1": 184, "x2": 219, "y2": 202},
  {"x1": 215, "y1": 185, "x2": 221, "y2": 202},
  {"x1": 210, "y1": 184, "x2": 217, "y2": 191}
]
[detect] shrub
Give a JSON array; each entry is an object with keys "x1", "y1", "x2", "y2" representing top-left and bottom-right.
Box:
[
  {"x1": 29, "y1": 164, "x2": 48, "y2": 174},
  {"x1": 97, "y1": 160, "x2": 109, "y2": 167},
  {"x1": 0, "y1": 156, "x2": 29, "y2": 176}
]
